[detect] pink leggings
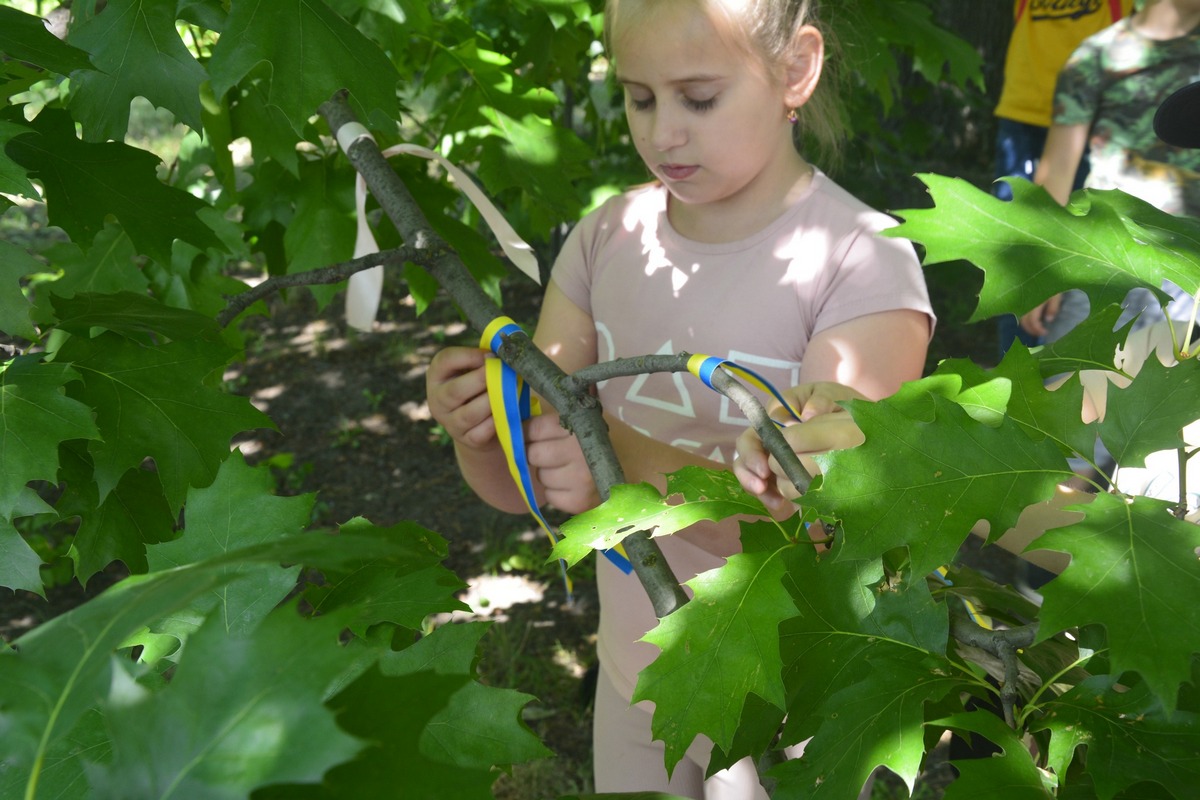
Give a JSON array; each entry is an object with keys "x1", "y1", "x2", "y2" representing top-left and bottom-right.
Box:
[
  {"x1": 593, "y1": 665, "x2": 876, "y2": 799},
  {"x1": 592, "y1": 664, "x2": 772, "y2": 799}
]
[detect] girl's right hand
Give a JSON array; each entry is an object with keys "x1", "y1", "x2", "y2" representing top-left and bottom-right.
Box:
[{"x1": 425, "y1": 346, "x2": 497, "y2": 450}]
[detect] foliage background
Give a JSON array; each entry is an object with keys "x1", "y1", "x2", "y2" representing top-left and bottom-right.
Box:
[{"x1": 7, "y1": 1, "x2": 1197, "y2": 800}]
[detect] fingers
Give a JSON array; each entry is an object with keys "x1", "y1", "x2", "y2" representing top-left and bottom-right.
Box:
[
  {"x1": 426, "y1": 347, "x2": 496, "y2": 448},
  {"x1": 525, "y1": 413, "x2": 599, "y2": 514},
  {"x1": 734, "y1": 427, "x2": 789, "y2": 511},
  {"x1": 1019, "y1": 295, "x2": 1061, "y2": 339},
  {"x1": 771, "y1": 381, "x2": 866, "y2": 422}
]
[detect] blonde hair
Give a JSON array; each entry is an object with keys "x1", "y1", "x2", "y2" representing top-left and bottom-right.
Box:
[{"x1": 604, "y1": 0, "x2": 845, "y2": 163}]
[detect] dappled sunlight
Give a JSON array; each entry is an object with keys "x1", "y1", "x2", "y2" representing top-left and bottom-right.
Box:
[{"x1": 433, "y1": 572, "x2": 548, "y2": 624}]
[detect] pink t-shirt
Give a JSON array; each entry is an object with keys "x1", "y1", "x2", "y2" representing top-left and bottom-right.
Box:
[{"x1": 551, "y1": 171, "x2": 934, "y2": 700}]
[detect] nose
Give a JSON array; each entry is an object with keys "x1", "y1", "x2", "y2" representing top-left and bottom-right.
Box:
[{"x1": 649, "y1": 107, "x2": 685, "y2": 152}]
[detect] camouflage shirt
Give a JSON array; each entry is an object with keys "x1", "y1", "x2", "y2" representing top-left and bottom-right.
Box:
[{"x1": 1054, "y1": 18, "x2": 1200, "y2": 216}]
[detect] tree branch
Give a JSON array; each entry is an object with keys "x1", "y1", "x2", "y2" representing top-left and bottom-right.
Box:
[
  {"x1": 949, "y1": 616, "x2": 1037, "y2": 726},
  {"x1": 216, "y1": 246, "x2": 423, "y2": 327},
  {"x1": 315, "y1": 91, "x2": 690, "y2": 616}
]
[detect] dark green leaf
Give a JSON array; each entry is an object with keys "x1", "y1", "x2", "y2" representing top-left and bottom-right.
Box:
[
  {"x1": 207, "y1": 0, "x2": 400, "y2": 136},
  {"x1": 67, "y1": 0, "x2": 208, "y2": 139},
  {"x1": 0, "y1": 356, "x2": 100, "y2": 522},
  {"x1": 6, "y1": 109, "x2": 222, "y2": 263},
  {"x1": 810, "y1": 385, "x2": 1065, "y2": 576},
  {"x1": 1036, "y1": 676, "x2": 1200, "y2": 799},
  {"x1": 58, "y1": 332, "x2": 271, "y2": 513},
  {"x1": 0, "y1": 6, "x2": 93, "y2": 75}
]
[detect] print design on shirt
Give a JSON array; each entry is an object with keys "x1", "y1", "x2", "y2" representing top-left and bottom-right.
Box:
[{"x1": 717, "y1": 350, "x2": 802, "y2": 428}]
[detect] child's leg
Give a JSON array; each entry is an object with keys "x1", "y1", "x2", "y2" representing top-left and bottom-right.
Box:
[
  {"x1": 592, "y1": 664, "x2": 706, "y2": 796},
  {"x1": 594, "y1": 663, "x2": 783, "y2": 799}
]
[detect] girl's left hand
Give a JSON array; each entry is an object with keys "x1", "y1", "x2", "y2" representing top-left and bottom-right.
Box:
[
  {"x1": 525, "y1": 412, "x2": 601, "y2": 514},
  {"x1": 734, "y1": 382, "x2": 867, "y2": 509}
]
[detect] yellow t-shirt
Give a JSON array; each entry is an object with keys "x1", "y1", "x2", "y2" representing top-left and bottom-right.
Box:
[{"x1": 995, "y1": 0, "x2": 1134, "y2": 127}]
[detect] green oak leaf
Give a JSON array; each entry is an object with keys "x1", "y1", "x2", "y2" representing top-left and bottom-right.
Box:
[
  {"x1": 146, "y1": 452, "x2": 314, "y2": 636},
  {"x1": 1093, "y1": 187, "x2": 1200, "y2": 297},
  {"x1": 0, "y1": 7, "x2": 92, "y2": 74},
  {"x1": 554, "y1": 467, "x2": 771, "y2": 568},
  {"x1": 0, "y1": 117, "x2": 39, "y2": 200},
  {"x1": 66, "y1": 0, "x2": 207, "y2": 140},
  {"x1": 284, "y1": 667, "x2": 494, "y2": 800},
  {"x1": 57, "y1": 332, "x2": 272, "y2": 513},
  {"x1": 0, "y1": 517, "x2": 45, "y2": 597},
  {"x1": 1033, "y1": 493, "x2": 1200, "y2": 710},
  {"x1": 304, "y1": 518, "x2": 469, "y2": 635},
  {"x1": 91, "y1": 607, "x2": 364, "y2": 799},
  {"x1": 0, "y1": 356, "x2": 101, "y2": 522},
  {"x1": 0, "y1": 239, "x2": 41, "y2": 339},
  {"x1": 70, "y1": 464, "x2": 175, "y2": 582},
  {"x1": 634, "y1": 522, "x2": 800, "y2": 769},
  {"x1": 1035, "y1": 304, "x2": 1133, "y2": 379},
  {"x1": 30, "y1": 227, "x2": 149, "y2": 324},
  {"x1": 937, "y1": 711, "x2": 1054, "y2": 799},
  {"x1": 1036, "y1": 676, "x2": 1200, "y2": 799},
  {"x1": 282, "y1": 159, "x2": 355, "y2": 307},
  {"x1": 0, "y1": 527, "x2": 440, "y2": 791},
  {"x1": 991, "y1": 347, "x2": 1099, "y2": 463},
  {"x1": 5, "y1": 109, "x2": 222, "y2": 264},
  {"x1": 889, "y1": 175, "x2": 1182, "y2": 321},
  {"x1": 808, "y1": 386, "x2": 1065, "y2": 576},
  {"x1": 770, "y1": 648, "x2": 963, "y2": 800},
  {"x1": 51, "y1": 290, "x2": 222, "y2": 343},
  {"x1": 383, "y1": 627, "x2": 552, "y2": 771},
  {"x1": 477, "y1": 109, "x2": 590, "y2": 226},
  {"x1": 207, "y1": 0, "x2": 400, "y2": 137},
  {"x1": 1099, "y1": 356, "x2": 1200, "y2": 468},
  {"x1": 0, "y1": 567, "x2": 235, "y2": 788},
  {"x1": 0, "y1": 706, "x2": 110, "y2": 800},
  {"x1": 767, "y1": 547, "x2": 958, "y2": 795}
]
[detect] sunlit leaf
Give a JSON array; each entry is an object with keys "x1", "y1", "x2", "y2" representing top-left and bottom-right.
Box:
[
  {"x1": 634, "y1": 522, "x2": 799, "y2": 768},
  {"x1": 554, "y1": 467, "x2": 770, "y2": 568},
  {"x1": 809, "y1": 384, "x2": 1065, "y2": 576},
  {"x1": 890, "y1": 175, "x2": 1196, "y2": 322},
  {"x1": 1033, "y1": 493, "x2": 1200, "y2": 710}
]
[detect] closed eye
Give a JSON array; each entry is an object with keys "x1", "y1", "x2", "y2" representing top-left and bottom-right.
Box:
[{"x1": 683, "y1": 96, "x2": 716, "y2": 112}]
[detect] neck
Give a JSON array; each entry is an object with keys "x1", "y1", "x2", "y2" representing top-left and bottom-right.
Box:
[
  {"x1": 668, "y1": 152, "x2": 815, "y2": 243},
  {"x1": 1135, "y1": 1, "x2": 1200, "y2": 40}
]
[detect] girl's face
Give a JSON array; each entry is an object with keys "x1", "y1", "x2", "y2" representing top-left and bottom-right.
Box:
[{"x1": 612, "y1": 1, "x2": 807, "y2": 226}]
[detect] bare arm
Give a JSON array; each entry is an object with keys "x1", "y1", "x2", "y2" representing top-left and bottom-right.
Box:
[{"x1": 1021, "y1": 123, "x2": 1090, "y2": 336}]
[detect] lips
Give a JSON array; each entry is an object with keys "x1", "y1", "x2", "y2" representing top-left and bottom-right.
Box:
[{"x1": 659, "y1": 164, "x2": 699, "y2": 181}]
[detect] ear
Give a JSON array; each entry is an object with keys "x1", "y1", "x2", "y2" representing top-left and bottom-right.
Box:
[{"x1": 782, "y1": 25, "x2": 823, "y2": 110}]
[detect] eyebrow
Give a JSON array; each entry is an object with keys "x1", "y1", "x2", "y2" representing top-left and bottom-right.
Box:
[{"x1": 616, "y1": 74, "x2": 725, "y2": 87}]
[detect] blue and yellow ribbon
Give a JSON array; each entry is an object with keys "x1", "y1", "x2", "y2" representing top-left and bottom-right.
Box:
[
  {"x1": 686, "y1": 354, "x2": 804, "y2": 426},
  {"x1": 483, "y1": 318, "x2": 633, "y2": 584}
]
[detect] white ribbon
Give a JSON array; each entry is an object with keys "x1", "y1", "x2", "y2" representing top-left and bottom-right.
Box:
[{"x1": 335, "y1": 122, "x2": 542, "y2": 331}]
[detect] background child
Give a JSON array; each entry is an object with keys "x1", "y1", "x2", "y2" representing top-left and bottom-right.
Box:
[
  {"x1": 992, "y1": 0, "x2": 1133, "y2": 355},
  {"x1": 426, "y1": 0, "x2": 934, "y2": 796},
  {"x1": 1020, "y1": 0, "x2": 1200, "y2": 341}
]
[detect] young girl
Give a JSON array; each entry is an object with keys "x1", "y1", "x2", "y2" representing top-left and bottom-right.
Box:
[{"x1": 426, "y1": 0, "x2": 934, "y2": 795}]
